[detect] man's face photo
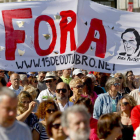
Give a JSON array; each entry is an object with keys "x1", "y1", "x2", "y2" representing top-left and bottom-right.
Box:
[{"x1": 122, "y1": 32, "x2": 137, "y2": 56}]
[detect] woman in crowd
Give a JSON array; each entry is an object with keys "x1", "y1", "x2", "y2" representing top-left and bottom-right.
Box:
[
  {"x1": 114, "y1": 73, "x2": 130, "y2": 96},
  {"x1": 118, "y1": 95, "x2": 137, "y2": 140},
  {"x1": 97, "y1": 113, "x2": 122, "y2": 140},
  {"x1": 82, "y1": 77, "x2": 97, "y2": 105},
  {"x1": 75, "y1": 97, "x2": 99, "y2": 140},
  {"x1": 125, "y1": 70, "x2": 136, "y2": 91},
  {"x1": 69, "y1": 78, "x2": 84, "y2": 103},
  {"x1": 46, "y1": 111, "x2": 67, "y2": 140},
  {"x1": 16, "y1": 91, "x2": 38, "y2": 130},
  {"x1": 24, "y1": 85, "x2": 39, "y2": 112},
  {"x1": 93, "y1": 77, "x2": 122, "y2": 120},
  {"x1": 32, "y1": 99, "x2": 59, "y2": 140}
]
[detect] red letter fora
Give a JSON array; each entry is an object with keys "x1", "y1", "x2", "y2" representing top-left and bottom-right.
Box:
[
  {"x1": 2, "y1": 8, "x2": 32, "y2": 60},
  {"x1": 60, "y1": 10, "x2": 76, "y2": 54},
  {"x1": 76, "y1": 18, "x2": 107, "y2": 58}
]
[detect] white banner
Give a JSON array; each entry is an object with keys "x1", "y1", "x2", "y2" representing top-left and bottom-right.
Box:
[{"x1": 0, "y1": 0, "x2": 140, "y2": 74}]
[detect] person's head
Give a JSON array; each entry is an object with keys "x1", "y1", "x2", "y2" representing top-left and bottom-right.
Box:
[
  {"x1": 17, "y1": 91, "x2": 33, "y2": 114},
  {"x1": 118, "y1": 95, "x2": 137, "y2": 113},
  {"x1": 0, "y1": 87, "x2": 17, "y2": 127},
  {"x1": 44, "y1": 72, "x2": 57, "y2": 90},
  {"x1": 61, "y1": 105, "x2": 90, "y2": 140},
  {"x1": 121, "y1": 28, "x2": 140, "y2": 56},
  {"x1": 62, "y1": 69, "x2": 71, "y2": 78},
  {"x1": 28, "y1": 76, "x2": 38, "y2": 88},
  {"x1": 87, "y1": 73, "x2": 97, "y2": 89},
  {"x1": 69, "y1": 78, "x2": 84, "y2": 97},
  {"x1": 57, "y1": 70, "x2": 63, "y2": 77},
  {"x1": 0, "y1": 78, "x2": 7, "y2": 87},
  {"x1": 74, "y1": 97, "x2": 93, "y2": 115},
  {"x1": 125, "y1": 70, "x2": 135, "y2": 83},
  {"x1": 23, "y1": 85, "x2": 38, "y2": 100},
  {"x1": 114, "y1": 73, "x2": 127, "y2": 87},
  {"x1": 10, "y1": 73, "x2": 20, "y2": 88},
  {"x1": 36, "y1": 99, "x2": 58, "y2": 120},
  {"x1": 19, "y1": 74, "x2": 28, "y2": 87},
  {"x1": 56, "y1": 82, "x2": 70, "y2": 102},
  {"x1": 0, "y1": 69, "x2": 5, "y2": 78},
  {"x1": 47, "y1": 111, "x2": 66, "y2": 140},
  {"x1": 97, "y1": 113, "x2": 122, "y2": 140},
  {"x1": 38, "y1": 71, "x2": 46, "y2": 82},
  {"x1": 82, "y1": 77, "x2": 93, "y2": 95},
  {"x1": 105, "y1": 77, "x2": 120, "y2": 93},
  {"x1": 73, "y1": 69, "x2": 84, "y2": 79}
]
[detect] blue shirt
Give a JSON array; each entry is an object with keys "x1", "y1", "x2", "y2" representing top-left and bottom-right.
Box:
[{"x1": 93, "y1": 92, "x2": 122, "y2": 120}]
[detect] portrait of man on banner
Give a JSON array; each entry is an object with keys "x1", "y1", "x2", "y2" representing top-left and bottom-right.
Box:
[{"x1": 119, "y1": 28, "x2": 140, "y2": 57}]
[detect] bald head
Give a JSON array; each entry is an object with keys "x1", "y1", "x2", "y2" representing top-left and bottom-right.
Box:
[
  {"x1": 10, "y1": 73, "x2": 20, "y2": 89},
  {"x1": 56, "y1": 82, "x2": 68, "y2": 90}
]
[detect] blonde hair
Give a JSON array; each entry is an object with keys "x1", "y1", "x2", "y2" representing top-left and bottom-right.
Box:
[
  {"x1": 69, "y1": 78, "x2": 83, "y2": 88},
  {"x1": 114, "y1": 73, "x2": 127, "y2": 87},
  {"x1": 17, "y1": 91, "x2": 33, "y2": 114},
  {"x1": 23, "y1": 85, "x2": 37, "y2": 100}
]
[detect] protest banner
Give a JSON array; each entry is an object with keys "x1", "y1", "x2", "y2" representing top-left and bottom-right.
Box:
[{"x1": 0, "y1": 0, "x2": 140, "y2": 74}]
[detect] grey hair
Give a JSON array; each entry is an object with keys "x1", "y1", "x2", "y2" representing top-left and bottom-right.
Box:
[
  {"x1": 0, "y1": 87, "x2": 17, "y2": 102},
  {"x1": 19, "y1": 74, "x2": 27, "y2": 81},
  {"x1": 61, "y1": 105, "x2": 90, "y2": 128},
  {"x1": 105, "y1": 77, "x2": 120, "y2": 91}
]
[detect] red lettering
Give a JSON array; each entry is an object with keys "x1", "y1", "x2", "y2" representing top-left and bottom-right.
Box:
[
  {"x1": 2, "y1": 8, "x2": 32, "y2": 60},
  {"x1": 60, "y1": 10, "x2": 76, "y2": 54},
  {"x1": 76, "y1": 18, "x2": 107, "y2": 58},
  {"x1": 34, "y1": 15, "x2": 57, "y2": 56}
]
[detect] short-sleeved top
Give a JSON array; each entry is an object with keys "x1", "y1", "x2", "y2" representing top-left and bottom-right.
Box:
[{"x1": 33, "y1": 122, "x2": 49, "y2": 140}]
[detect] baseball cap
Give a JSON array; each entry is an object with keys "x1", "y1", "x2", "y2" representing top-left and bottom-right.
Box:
[{"x1": 73, "y1": 69, "x2": 83, "y2": 76}]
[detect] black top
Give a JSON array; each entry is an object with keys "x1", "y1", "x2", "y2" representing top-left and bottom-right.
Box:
[
  {"x1": 94, "y1": 86, "x2": 105, "y2": 95},
  {"x1": 120, "y1": 123, "x2": 134, "y2": 140}
]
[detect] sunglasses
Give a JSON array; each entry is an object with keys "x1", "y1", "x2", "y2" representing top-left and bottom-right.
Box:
[
  {"x1": 113, "y1": 83, "x2": 120, "y2": 86},
  {"x1": 34, "y1": 80, "x2": 38, "y2": 83},
  {"x1": 75, "y1": 85, "x2": 84, "y2": 89},
  {"x1": 46, "y1": 109, "x2": 56, "y2": 113},
  {"x1": 52, "y1": 123, "x2": 61, "y2": 129},
  {"x1": 56, "y1": 88, "x2": 67, "y2": 93},
  {"x1": 118, "y1": 77, "x2": 122, "y2": 79},
  {"x1": 0, "y1": 71, "x2": 4, "y2": 73},
  {"x1": 120, "y1": 102, "x2": 129, "y2": 106},
  {"x1": 45, "y1": 80, "x2": 53, "y2": 83}
]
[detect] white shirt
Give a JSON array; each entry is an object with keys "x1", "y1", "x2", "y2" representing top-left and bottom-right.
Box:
[
  {"x1": 37, "y1": 88, "x2": 56, "y2": 103},
  {"x1": 9, "y1": 85, "x2": 23, "y2": 95},
  {"x1": 57, "y1": 101, "x2": 73, "y2": 112}
]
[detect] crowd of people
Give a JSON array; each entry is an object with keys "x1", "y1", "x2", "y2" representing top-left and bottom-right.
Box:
[{"x1": 0, "y1": 68, "x2": 140, "y2": 140}]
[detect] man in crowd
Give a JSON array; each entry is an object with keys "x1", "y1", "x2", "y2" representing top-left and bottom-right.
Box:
[
  {"x1": 73, "y1": 69, "x2": 84, "y2": 79},
  {"x1": 0, "y1": 87, "x2": 32, "y2": 140},
  {"x1": 56, "y1": 82, "x2": 73, "y2": 111},
  {"x1": 61, "y1": 105, "x2": 90, "y2": 140},
  {"x1": 37, "y1": 71, "x2": 47, "y2": 91},
  {"x1": 19, "y1": 74, "x2": 28, "y2": 88},
  {"x1": 37, "y1": 72, "x2": 57, "y2": 102},
  {"x1": 9, "y1": 73, "x2": 23, "y2": 95},
  {"x1": 61, "y1": 69, "x2": 72, "y2": 84}
]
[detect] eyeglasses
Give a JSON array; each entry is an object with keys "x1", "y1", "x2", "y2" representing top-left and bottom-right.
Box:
[
  {"x1": 52, "y1": 123, "x2": 61, "y2": 129},
  {"x1": 74, "y1": 85, "x2": 84, "y2": 89},
  {"x1": 46, "y1": 109, "x2": 56, "y2": 113},
  {"x1": 56, "y1": 88, "x2": 67, "y2": 93},
  {"x1": 45, "y1": 80, "x2": 53, "y2": 83},
  {"x1": 21, "y1": 101, "x2": 30, "y2": 104},
  {"x1": 120, "y1": 102, "x2": 129, "y2": 106},
  {"x1": 113, "y1": 83, "x2": 120, "y2": 86}
]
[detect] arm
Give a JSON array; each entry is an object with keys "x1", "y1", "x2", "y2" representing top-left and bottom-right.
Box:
[
  {"x1": 93, "y1": 96, "x2": 103, "y2": 120},
  {"x1": 32, "y1": 129, "x2": 40, "y2": 140},
  {"x1": 16, "y1": 101, "x2": 36, "y2": 122}
]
